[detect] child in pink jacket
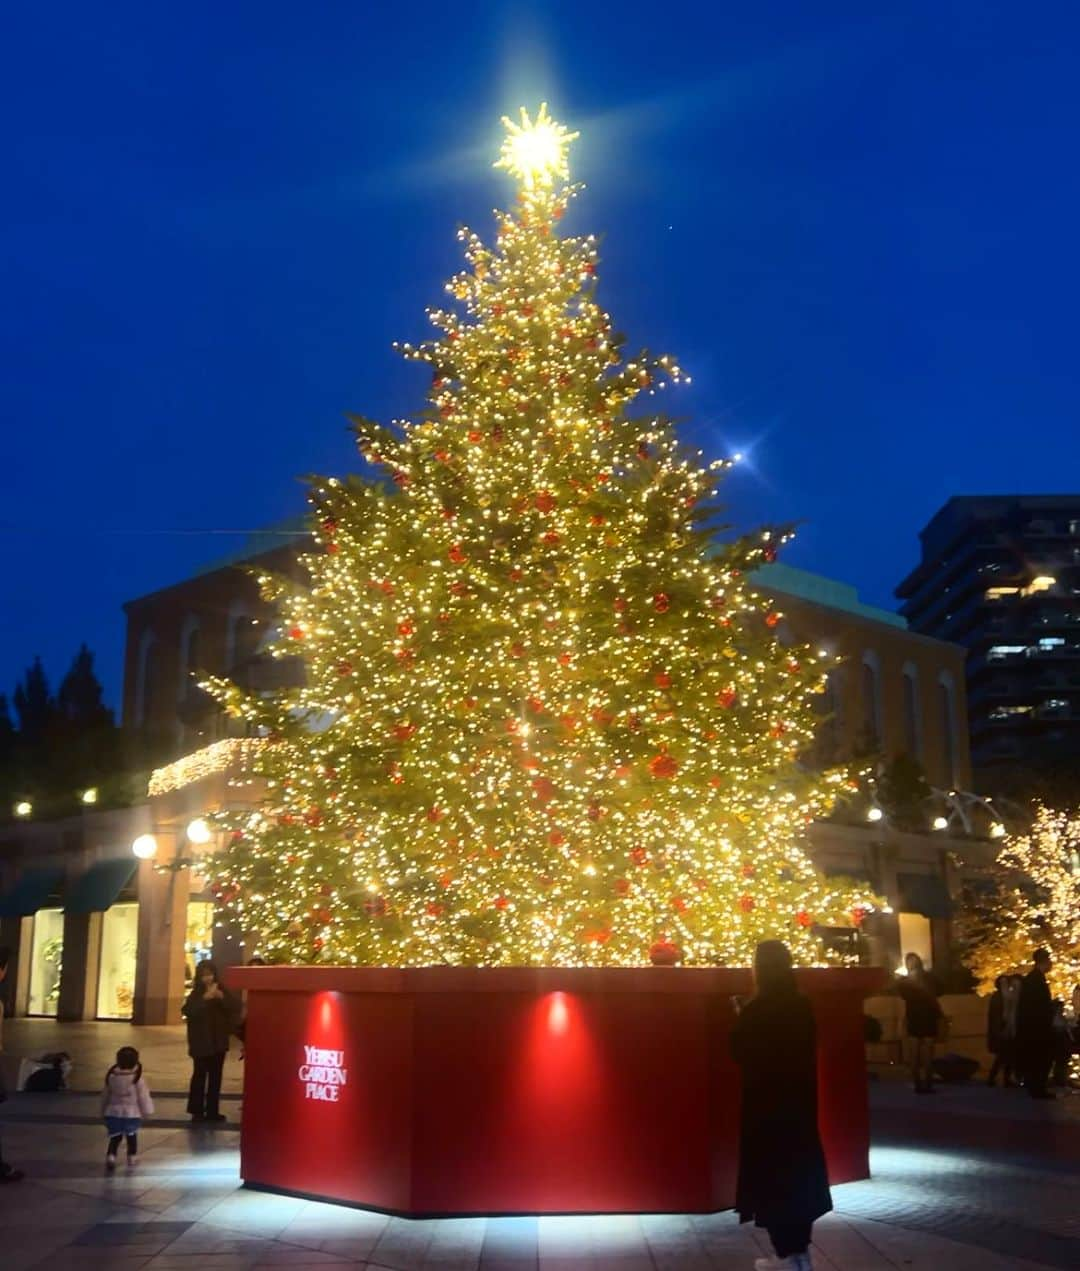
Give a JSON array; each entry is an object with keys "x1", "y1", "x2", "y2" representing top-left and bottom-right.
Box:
[{"x1": 101, "y1": 1046, "x2": 154, "y2": 1169}]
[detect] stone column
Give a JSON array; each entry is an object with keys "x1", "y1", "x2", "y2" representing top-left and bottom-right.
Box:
[
  {"x1": 57, "y1": 911, "x2": 103, "y2": 1022},
  {"x1": 132, "y1": 835, "x2": 190, "y2": 1024}
]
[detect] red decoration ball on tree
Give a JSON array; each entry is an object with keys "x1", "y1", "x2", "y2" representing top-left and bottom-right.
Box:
[
  {"x1": 739, "y1": 894, "x2": 756, "y2": 914},
  {"x1": 653, "y1": 593, "x2": 670, "y2": 613},
  {"x1": 649, "y1": 938, "x2": 683, "y2": 966},
  {"x1": 796, "y1": 910, "x2": 813, "y2": 928},
  {"x1": 649, "y1": 752, "x2": 679, "y2": 780}
]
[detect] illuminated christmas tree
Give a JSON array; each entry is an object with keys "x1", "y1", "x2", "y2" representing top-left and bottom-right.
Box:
[
  {"x1": 963, "y1": 802, "x2": 1080, "y2": 1000},
  {"x1": 205, "y1": 106, "x2": 876, "y2": 967}
]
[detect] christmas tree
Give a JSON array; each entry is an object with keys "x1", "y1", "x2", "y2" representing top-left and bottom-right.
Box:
[{"x1": 205, "y1": 106, "x2": 875, "y2": 967}]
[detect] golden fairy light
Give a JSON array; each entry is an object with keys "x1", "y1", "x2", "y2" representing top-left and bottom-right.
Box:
[{"x1": 200, "y1": 107, "x2": 878, "y2": 968}]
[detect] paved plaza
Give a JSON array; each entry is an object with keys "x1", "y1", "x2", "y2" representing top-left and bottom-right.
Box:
[{"x1": 0, "y1": 1021, "x2": 1078, "y2": 1270}]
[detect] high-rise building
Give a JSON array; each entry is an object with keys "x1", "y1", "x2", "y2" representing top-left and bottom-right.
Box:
[{"x1": 896, "y1": 495, "x2": 1080, "y2": 786}]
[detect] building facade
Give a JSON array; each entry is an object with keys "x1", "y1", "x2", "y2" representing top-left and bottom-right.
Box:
[
  {"x1": 0, "y1": 544, "x2": 991, "y2": 1026},
  {"x1": 896, "y1": 495, "x2": 1080, "y2": 784}
]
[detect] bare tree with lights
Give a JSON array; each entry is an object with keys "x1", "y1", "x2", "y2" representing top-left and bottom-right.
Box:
[{"x1": 962, "y1": 802, "x2": 1080, "y2": 1001}]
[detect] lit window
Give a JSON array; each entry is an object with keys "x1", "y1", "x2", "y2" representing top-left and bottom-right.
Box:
[
  {"x1": 989, "y1": 705, "x2": 1032, "y2": 719},
  {"x1": 1021, "y1": 576, "x2": 1057, "y2": 596},
  {"x1": 988, "y1": 645, "x2": 1025, "y2": 660},
  {"x1": 985, "y1": 586, "x2": 1019, "y2": 600}
]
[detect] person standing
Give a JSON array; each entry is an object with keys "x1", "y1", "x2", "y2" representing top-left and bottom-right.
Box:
[
  {"x1": 182, "y1": 959, "x2": 240, "y2": 1124},
  {"x1": 1016, "y1": 948, "x2": 1055, "y2": 1099},
  {"x1": 896, "y1": 952, "x2": 943, "y2": 1094},
  {"x1": 732, "y1": 940, "x2": 831, "y2": 1271},
  {"x1": 0, "y1": 948, "x2": 24, "y2": 1183},
  {"x1": 986, "y1": 974, "x2": 1020, "y2": 1087}
]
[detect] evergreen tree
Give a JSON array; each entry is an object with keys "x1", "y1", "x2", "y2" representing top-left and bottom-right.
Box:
[
  {"x1": 13, "y1": 656, "x2": 54, "y2": 747},
  {"x1": 205, "y1": 106, "x2": 875, "y2": 967},
  {"x1": 57, "y1": 644, "x2": 114, "y2": 730}
]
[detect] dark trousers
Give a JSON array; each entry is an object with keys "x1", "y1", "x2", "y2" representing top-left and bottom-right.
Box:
[
  {"x1": 107, "y1": 1133, "x2": 138, "y2": 1158},
  {"x1": 768, "y1": 1220, "x2": 813, "y2": 1258},
  {"x1": 188, "y1": 1052, "x2": 226, "y2": 1117},
  {"x1": 1023, "y1": 1046, "x2": 1051, "y2": 1097},
  {"x1": 988, "y1": 1054, "x2": 1015, "y2": 1085}
]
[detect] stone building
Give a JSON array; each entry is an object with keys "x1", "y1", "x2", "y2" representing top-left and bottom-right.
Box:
[{"x1": 0, "y1": 539, "x2": 996, "y2": 1024}]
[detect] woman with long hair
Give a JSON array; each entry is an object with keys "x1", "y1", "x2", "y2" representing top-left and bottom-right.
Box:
[
  {"x1": 181, "y1": 959, "x2": 240, "y2": 1124},
  {"x1": 732, "y1": 940, "x2": 831, "y2": 1271}
]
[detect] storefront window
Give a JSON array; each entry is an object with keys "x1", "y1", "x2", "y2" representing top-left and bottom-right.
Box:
[
  {"x1": 898, "y1": 911, "x2": 933, "y2": 970},
  {"x1": 28, "y1": 908, "x2": 64, "y2": 1016},
  {"x1": 186, "y1": 900, "x2": 215, "y2": 979},
  {"x1": 97, "y1": 902, "x2": 139, "y2": 1019}
]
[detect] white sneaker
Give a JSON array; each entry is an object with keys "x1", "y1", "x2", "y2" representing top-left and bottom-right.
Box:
[
  {"x1": 126, "y1": 1156, "x2": 138, "y2": 1169},
  {"x1": 105, "y1": 1155, "x2": 117, "y2": 1171},
  {"x1": 755, "y1": 1257, "x2": 810, "y2": 1270}
]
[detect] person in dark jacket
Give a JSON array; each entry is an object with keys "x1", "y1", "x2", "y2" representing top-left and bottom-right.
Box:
[
  {"x1": 182, "y1": 959, "x2": 240, "y2": 1123},
  {"x1": 1016, "y1": 948, "x2": 1055, "y2": 1099},
  {"x1": 896, "y1": 952, "x2": 942, "y2": 1093},
  {"x1": 732, "y1": 940, "x2": 830, "y2": 1271},
  {"x1": 986, "y1": 974, "x2": 1020, "y2": 1087}
]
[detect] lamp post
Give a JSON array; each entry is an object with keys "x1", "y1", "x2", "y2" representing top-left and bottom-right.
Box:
[{"x1": 131, "y1": 818, "x2": 215, "y2": 873}]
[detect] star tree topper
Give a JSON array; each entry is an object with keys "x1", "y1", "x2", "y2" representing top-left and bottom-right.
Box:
[{"x1": 494, "y1": 102, "x2": 580, "y2": 190}]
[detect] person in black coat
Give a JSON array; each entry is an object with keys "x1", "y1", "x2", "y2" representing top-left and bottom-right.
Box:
[
  {"x1": 182, "y1": 959, "x2": 240, "y2": 1123},
  {"x1": 732, "y1": 940, "x2": 831, "y2": 1271},
  {"x1": 1016, "y1": 948, "x2": 1055, "y2": 1099},
  {"x1": 896, "y1": 952, "x2": 943, "y2": 1094}
]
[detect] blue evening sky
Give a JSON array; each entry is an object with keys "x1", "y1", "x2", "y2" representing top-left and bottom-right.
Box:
[{"x1": 2, "y1": 1, "x2": 1078, "y2": 710}]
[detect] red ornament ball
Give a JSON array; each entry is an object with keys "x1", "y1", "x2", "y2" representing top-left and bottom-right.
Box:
[
  {"x1": 796, "y1": 910, "x2": 814, "y2": 928},
  {"x1": 738, "y1": 894, "x2": 756, "y2": 914},
  {"x1": 649, "y1": 938, "x2": 683, "y2": 967},
  {"x1": 653, "y1": 593, "x2": 670, "y2": 613},
  {"x1": 649, "y1": 752, "x2": 679, "y2": 780}
]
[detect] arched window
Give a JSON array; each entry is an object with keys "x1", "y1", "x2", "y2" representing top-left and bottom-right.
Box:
[
  {"x1": 902, "y1": 662, "x2": 923, "y2": 760},
  {"x1": 938, "y1": 671, "x2": 958, "y2": 787},
  {"x1": 178, "y1": 616, "x2": 200, "y2": 701},
  {"x1": 134, "y1": 630, "x2": 157, "y2": 728},
  {"x1": 861, "y1": 650, "x2": 882, "y2": 750},
  {"x1": 225, "y1": 600, "x2": 257, "y2": 671}
]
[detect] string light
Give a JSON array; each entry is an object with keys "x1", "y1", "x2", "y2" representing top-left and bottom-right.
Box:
[
  {"x1": 963, "y1": 803, "x2": 1080, "y2": 1000},
  {"x1": 197, "y1": 107, "x2": 878, "y2": 968}
]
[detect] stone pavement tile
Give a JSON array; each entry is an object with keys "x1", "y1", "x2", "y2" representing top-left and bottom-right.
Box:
[
  {"x1": 0, "y1": 1222, "x2": 103, "y2": 1271},
  {"x1": 808, "y1": 1215, "x2": 897, "y2": 1269},
  {"x1": 638, "y1": 1215, "x2": 714, "y2": 1270},
  {"x1": 71, "y1": 1219, "x2": 194, "y2": 1252},
  {"x1": 199, "y1": 1188, "x2": 309, "y2": 1237},
  {"x1": 277, "y1": 1200, "x2": 390, "y2": 1254},
  {"x1": 687, "y1": 1212, "x2": 766, "y2": 1265},
  {"x1": 477, "y1": 1214, "x2": 538, "y2": 1267},
  {"x1": 367, "y1": 1216, "x2": 440, "y2": 1268},
  {"x1": 414, "y1": 1214, "x2": 485, "y2": 1269},
  {"x1": 846, "y1": 1214, "x2": 1058, "y2": 1271},
  {"x1": 35, "y1": 1254, "x2": 155, "y2": 1270},
  {"x1": 144, "y1": 1257, "x2": 261, "y2": 1271},
  {"x1": 538, "y1": 1214, "x2": 649, "y2": 1261}
]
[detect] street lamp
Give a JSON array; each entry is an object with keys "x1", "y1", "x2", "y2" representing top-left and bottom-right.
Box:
[
  {"x1": 186, "y1": 817, "x2": 213, "y2": 845},
  {"x1": 132, "y1": 833, "x2": 158, "y2": 860},
  {"x1": 13, "y1": 800, "x2": 32, "y2": 818}
]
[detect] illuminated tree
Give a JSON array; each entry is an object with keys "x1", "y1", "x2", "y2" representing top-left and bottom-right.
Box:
[
  {"x1": 962, "y1": 802, "x2": 1080, "y2": 1000},
  {"x1": 205, "y1": 106, "x2": 876, "y2": 967}
]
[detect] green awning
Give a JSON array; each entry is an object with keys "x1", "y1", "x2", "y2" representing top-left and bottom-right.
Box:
[
  {"x1": 0, "y1": 866, "x2": 65, "y2": 917},
  {"x1": 897, "y1": 871, "x2": 953, "y2": 919},
  {"x1": 65, "y1": 858, "x2": 136, "y2": 915}
]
